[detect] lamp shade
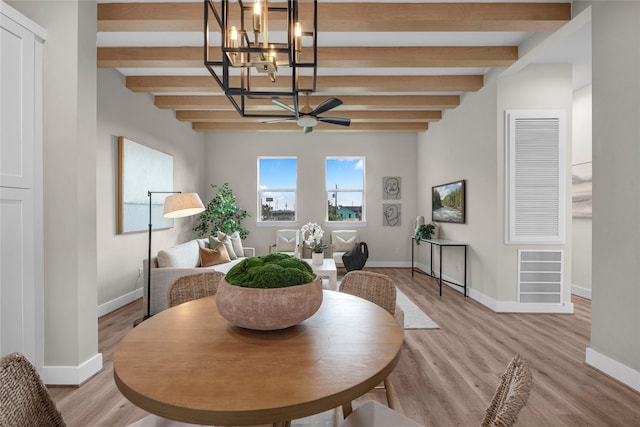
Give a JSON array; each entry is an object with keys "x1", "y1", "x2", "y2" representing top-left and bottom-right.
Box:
[{"x1": 163, "y1": 193, "x2": 205, "y2": 219}]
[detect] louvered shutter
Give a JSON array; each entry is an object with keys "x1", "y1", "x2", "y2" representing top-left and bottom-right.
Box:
[{"x1": 506, "y1": 110, "x2": 566, "y2": 243}]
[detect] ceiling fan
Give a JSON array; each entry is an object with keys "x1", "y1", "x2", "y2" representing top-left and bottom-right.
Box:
[{"x1": 269, "y1": 93, "x2": 351, "y2": 134}]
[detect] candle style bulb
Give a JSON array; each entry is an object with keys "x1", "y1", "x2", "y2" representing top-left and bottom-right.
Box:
[
  {"x1": 230, "y1": 26, "x2": 238, "y2": 46},
  {"x1": 253, "y1": 0, "x2": 261, "y2": 33},
  {"x1": 294, "y1": 22, "x2": 301, "y2": 61}
]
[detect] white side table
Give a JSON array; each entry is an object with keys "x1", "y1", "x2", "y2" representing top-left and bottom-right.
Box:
[{"x1": 304, "y1": 258, "x2": 338, "y2": 290}]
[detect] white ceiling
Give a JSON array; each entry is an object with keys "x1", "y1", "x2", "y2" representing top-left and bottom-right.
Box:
[{"x1": 96, "y1": 0, "x2": 586, "y2": 132}]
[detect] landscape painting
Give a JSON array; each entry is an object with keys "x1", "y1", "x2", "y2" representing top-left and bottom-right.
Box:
[
  {"x1": 118, "y1": 137, "x2": 174, "y2": 234},
  {"x1": 432, "y1": 180, "x2": 465, "y2": 224}
]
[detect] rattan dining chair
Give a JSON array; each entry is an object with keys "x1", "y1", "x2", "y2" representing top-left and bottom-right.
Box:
[
  {"x1": 338, "y1": 270, "x2": 404, "y2": 416},
  {"x1": 338, "y1": 271, "x2": 404, "y2": 330},
  {"x1": 0, "y1": 352, "x2": 67, "y2": 427},
  {"x1": 340, "y1": 354, "x2": 533, "y2": 427},
  {"x1": 167, "y1": 270, "x2": 225, "y2": 308},
  {"x1": 481, "y1": 354, "x2": 532, "y2": 426}
]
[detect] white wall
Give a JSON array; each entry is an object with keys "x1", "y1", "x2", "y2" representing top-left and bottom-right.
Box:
[
  {"x1": 203, "y1": 132, "x2": 418, "y2": 264},
  {"x1": 97, "y1": 68, "x2": 207, "y2": 314},
  {"x1": 495, "y1": 64, "x2": 574, "y2": 307},
  {"x1": 571, "y1": 85, "x2": 592, "y2": 298},
  {"x1": 418, "y1": 63, "x2": 574, "y2": 312},
  {"x1": 586, "y1": 1, "x2": 640, "y2": 390},
  {"x1": 7, "y1": 0, "x2": 100, "y2": 381},
  {"x1": 417, "y1": 70, "x2": 500, "y2": 299}
]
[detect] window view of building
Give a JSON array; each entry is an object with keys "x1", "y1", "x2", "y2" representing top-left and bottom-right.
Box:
[
  {"x1": 326, "y1": 157, "x2": 365, "y2": 222},
  {"x1": 258, "y1": 157, "x2": 297, "y2": 222}
]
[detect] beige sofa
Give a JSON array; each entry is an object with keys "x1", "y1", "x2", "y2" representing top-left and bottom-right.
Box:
[{"x1": 143, "y1": 238, "x2": 255, "y2": 316}]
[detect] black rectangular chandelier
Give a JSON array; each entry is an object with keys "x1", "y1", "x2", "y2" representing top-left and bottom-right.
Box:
[{"x1": 204, "y1": 0, "x2": 318, "y2": 117}]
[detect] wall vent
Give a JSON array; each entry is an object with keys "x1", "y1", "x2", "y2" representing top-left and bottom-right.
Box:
[
  {"x1": 506, "y1": 110, "x2": 566, "y2": 243},
  {"x1": 518, "y1": 250, "x2": 563, "y2": 304}
]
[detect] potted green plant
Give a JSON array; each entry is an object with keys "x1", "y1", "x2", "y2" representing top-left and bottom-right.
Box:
[
  {"x1": 193, "y1": 183, "x2": 250, "y2": 239},
  {"x1": 216, "y1": 253, "x2": 323, "y2": 330},
  {"x1": 414, "y1": 223, "x2": 435, "y2": 245}
]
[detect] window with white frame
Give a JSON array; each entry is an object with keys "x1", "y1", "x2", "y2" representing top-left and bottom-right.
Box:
[
  {"x1": 326, "y1": 157, "x2": 365, "y2": 222},
  {"x1": 258, "y1": 157, "x2": 297, "y2": 222}
]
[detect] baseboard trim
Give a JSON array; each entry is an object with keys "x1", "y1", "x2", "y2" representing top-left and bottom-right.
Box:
[
  {"x1": 106, "y1": 266, "x2": 576, "y2": 318},
  {"x1": 97, "y1": 288, "x2": 142, "y2": 318},
  {"x1": 571, "y1": 284, "x2": 592, "y2": 300},
  {"x1": 413, "y1": 264, "x2": 574, "y2": 314},
  {"x1": 586, "y1": 348, "x2": 640, "y2": 392},
  {"x1": 42, "y1": 352, "x2": 103, "y2": 386},
  {"x1": 494, "y1": 300, "x2": 574, "y2": 313},
  {"x1": 367, "y1": 261, "x2": 412, "y2": 268}
]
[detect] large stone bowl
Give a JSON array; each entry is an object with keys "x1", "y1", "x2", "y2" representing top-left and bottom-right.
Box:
[{"x1": 216, "y1": 276, "x2": 323, "y2": 330}]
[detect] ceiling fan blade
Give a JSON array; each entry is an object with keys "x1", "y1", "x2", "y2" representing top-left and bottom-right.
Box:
[
  {"x1": 318, "y1": 117, "x2": 351, "y2": 127},
  {"x1": 263, "y1": 118, "x2": 295, "y2": 124},
  {"x1": 272, "y1": 98, "x2": 296, "y2": 114},
  {"x1": 303, "y1": 126, "x2": 313, "y2": 134},
  {"x1": 311, "y1": 98, "x2": 343, "y2": 116}
]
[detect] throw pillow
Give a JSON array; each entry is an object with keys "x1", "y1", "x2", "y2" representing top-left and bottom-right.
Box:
[
  {"x1": 200, "y1": 244, "x2": 231, "y2": 267},
  {"x1": 157, "y1": 240, "x2": 200, "y2": 268},
  {"x1": 227, "y1": 231, "x2": 245, "y2": 258},
  {"x1": 334, "y1": 234, "x2": 357, "y2": 252},
  {"x1": 209, "y1": 234, "x2": 237, "y2": 260},
  {"x1": 277, "y1": 235, "x2": 296, "y2": 252},
  {"x1": 196, "y1": 238, "x2": 210, "y2": 249}
]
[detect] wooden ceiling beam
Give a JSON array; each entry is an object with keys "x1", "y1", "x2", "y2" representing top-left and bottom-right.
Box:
[
  {"x1": 155, "y1": 95, "x2": 460, "y2": 110},
  {"x1": 98, "y1": 46, "x2": 516, "y2": 68},
  {"x1": 319, "y1": 46, "x2": 517, "y2": 68},
  {"x1": 192, "y1": 122, "x2": 429, "y2": 132},
  {"x1": 317, "y1": 75, "x2": 483, "y2": 92},
  {"x1": 176, "y1": 110, "x2": 442, "y2": 123},
  {"x1": 98, "y1": 2, "x2": 570, "y2": 32},
  {"x1": 126, "y1": 75, "x2": 483, "y2": 93},
  {"x1": 317, "y1": 3, "x2": 571, "y2": 32}
]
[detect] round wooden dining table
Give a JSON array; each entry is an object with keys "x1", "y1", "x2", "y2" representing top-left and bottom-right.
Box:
[{"x1": 114, "y1": 290, "x2": 404, "y2": 426}]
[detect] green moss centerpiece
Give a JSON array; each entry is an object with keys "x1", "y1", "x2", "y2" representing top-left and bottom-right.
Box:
[{"x1": 216, "y1": 253, "x2": 323, "y2": 330}]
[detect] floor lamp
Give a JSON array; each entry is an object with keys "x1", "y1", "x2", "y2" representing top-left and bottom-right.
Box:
[{"x1": 136, "y1": 191, "x2": 205, "y2": 326}]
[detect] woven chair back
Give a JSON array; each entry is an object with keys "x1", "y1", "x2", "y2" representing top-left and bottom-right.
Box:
[
  {"x1": 168, "y1": 271, "x2": 225, "y2": 307},
  {"x1": 0, "y1": 352, "x2": 66, "y2": 427},
  {"x1": 481, "y1": 355, "x2": 532, "y2": 427},
  {"x1": 338, "y1": 271, "x2": 396, "y2": 315}
]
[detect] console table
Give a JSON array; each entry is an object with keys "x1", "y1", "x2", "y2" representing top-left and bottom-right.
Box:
[{"x1": 411, "y1": 237, "x2": 468, "y2": 297}]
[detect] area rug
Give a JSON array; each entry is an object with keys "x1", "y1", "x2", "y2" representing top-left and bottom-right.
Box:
[
  {"x1": 332, "y1": 278, "x2": 439, "y2": 329},
  {"x1": 396, "y1": 289, "x2": 439, "y2": 329}
]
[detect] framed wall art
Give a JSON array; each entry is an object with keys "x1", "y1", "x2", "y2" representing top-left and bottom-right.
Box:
[
  {"x1": 432, "y1": 180, "x2": 465, "y2": 224},
  {"x1": 383, "y1": 203, "x2": 401, "y2": 226},
  {"x1": 383, "y1": 176, "x2": 401, "y2": 200},
  {"x1": 572, "y1": 161, "x2": 592, "y2": 218},
  {"x1": 117, "y1": 136, "x2": 174, "y2": 234}
]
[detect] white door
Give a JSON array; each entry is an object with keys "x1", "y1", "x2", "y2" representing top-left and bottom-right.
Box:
[
  {"x1": 1, "y1": 3, "x2": 45, "y2": 366},
  {"x1": 1, "y1": 7, "x2": 35, "y2": 189},
  {"x1": 0, "y1": 187, "x2": 36, "y2": 359}
]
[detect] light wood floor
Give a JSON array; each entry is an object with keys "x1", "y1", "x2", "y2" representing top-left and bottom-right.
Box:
[{"x1": 49, "y1": 268, "x2": 640, "y2": 426}]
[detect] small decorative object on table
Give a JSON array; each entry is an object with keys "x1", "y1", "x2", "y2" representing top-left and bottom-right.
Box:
[
  {"x1": 216, "y1": 253, "x2": 322, "y2": 330},
  {"x1": 301, "y1": 221, "x2": 327, "y2": 265}
]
